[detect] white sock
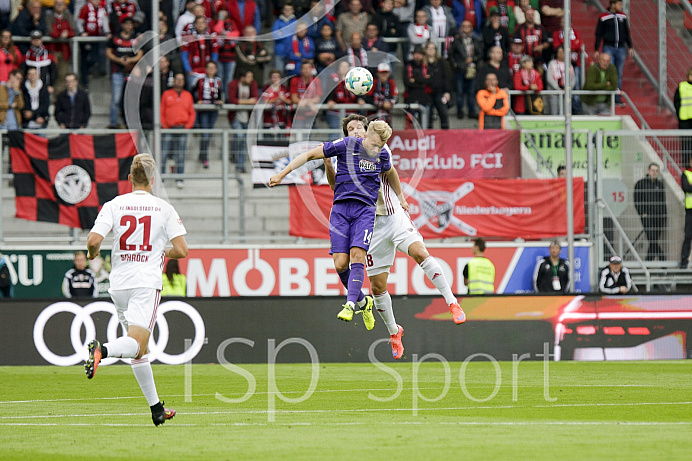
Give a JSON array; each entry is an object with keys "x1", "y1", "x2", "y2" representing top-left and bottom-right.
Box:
[
  {"x1": 420, "y1": 256, "x2": 457, "y2": 305},
  {"x1": 104, "y1": 336, "x2": 139, "y2": 359},
  {"x1": 374, "y1": 291, "x2": 399, "y2": 336},
  {"x1": 356, "y1": 297, "x2": 367, "y2": 309},
  {"x1": 131, "y1": 355, "x2": 160, "y2": 407}
]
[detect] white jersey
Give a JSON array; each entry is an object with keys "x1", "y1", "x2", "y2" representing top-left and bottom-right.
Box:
[
  {"x1": 90, "y1": 191, "x2": 187, "y2": 291},
  {"x1": 375, "y1": 145, "x2": 402, "y2": 216}
]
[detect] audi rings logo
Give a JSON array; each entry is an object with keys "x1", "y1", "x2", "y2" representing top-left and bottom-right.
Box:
[{"x1": 33, "y1": 301, "x2": 206, "y2": 366}]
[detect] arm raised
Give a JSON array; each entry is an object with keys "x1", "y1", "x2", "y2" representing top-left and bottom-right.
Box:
[{"x1": 269, "y1": 145, "x2": 326, "y2": 187}]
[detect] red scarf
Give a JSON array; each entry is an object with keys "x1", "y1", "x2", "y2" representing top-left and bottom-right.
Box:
[
  {"x1": 79, "y1": 2, "x2": 108, "y2": 36},
  {"x1": 292, "y1": 35, "x2": 310, "y2": 55},
  {"x1": 347, "y1": 47, "x2": 367, "y2": 67}
]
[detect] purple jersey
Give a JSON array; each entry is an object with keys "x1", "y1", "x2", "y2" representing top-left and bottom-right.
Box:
[{"x1": 322, "y1": 137, "x2": 391, "y2": 207}]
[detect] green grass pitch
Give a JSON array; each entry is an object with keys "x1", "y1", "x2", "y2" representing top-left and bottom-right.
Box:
[{"x1": 1, "y1": 361, "x2": 691, "y2": 460}]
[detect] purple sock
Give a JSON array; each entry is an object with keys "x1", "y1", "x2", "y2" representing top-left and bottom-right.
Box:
[
  {"x1": 347, "y1": 263, "x2": 366, "y2": 304},
  {"x1": 338, "y1": 268, "x2": 365, "y2": 304}
]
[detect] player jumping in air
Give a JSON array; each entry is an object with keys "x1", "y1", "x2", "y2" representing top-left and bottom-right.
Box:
[
  {"x1": 269, "y1": 120, "x2": 394, "y2": 324},
  {"x1": 84, "y1": 153, "x2": 189, "y2": 426},
  {"x1": 325, "y1": 115, "x2": 466, "y2": 359}
]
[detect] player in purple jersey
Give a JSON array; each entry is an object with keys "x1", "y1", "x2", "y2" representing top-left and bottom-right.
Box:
[{"x1": 270, "y1": 121, "x2": 395, "y2": 321}]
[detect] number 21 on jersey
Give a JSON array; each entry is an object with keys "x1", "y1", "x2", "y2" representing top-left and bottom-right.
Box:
[{"x1": 120, "y1": 215, "x2": 152, "y2": 251}]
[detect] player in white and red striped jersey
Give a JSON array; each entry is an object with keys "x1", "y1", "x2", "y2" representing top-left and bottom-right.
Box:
[
  {"x1": 324, "y1": 115, "x2": 465, "y2": 359},
  {"x1": 85, "y1": 153, "x2": 188, "y2": 426}
]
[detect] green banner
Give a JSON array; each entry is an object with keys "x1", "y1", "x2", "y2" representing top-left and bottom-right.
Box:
[
  {"x1": 509, "y1": 119, "x2": 623, "y2": 176},
  {"x1": 1, "y1": 250, "x2": 111, "y2": 299}
]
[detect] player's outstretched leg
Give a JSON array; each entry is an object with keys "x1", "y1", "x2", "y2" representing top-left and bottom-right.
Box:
[
  {"x1": 337, "y1": 268, "x2": 369, "y2": 312},
  {"x1": 374, "y1": 292, "x2": 403, "y2": 357},
  {"x1": 418, "y1": 254, "x2": 465, "y2": 324},
  {"x1": 151, "y1": 401, "x2": 176, "y2": 426}
]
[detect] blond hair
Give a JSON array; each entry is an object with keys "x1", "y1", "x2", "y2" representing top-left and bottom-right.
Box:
[
  {"x1": 368, "y1": 120, "x2": 393, "y2": 144},
  {"x1": 130, "y1": 153, "x2": 156, "y2": 186}
]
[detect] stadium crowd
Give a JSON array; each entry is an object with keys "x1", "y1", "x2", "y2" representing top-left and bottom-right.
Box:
[{"x1": 0, "y1": 0, "x2": 634, "y2": 133}]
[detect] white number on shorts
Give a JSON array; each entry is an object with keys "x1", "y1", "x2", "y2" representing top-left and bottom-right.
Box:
[{"x1": 363, "y1": 229, "x2": 372, "y2": 245}]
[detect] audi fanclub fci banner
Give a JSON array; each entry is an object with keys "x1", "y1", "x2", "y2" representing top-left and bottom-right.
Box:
[
  {"x1": 9, "y1": 131, "x2": 138, "y2": 229},
  {"x1": 289, "y1": 179, "x2": 585, "y2": 240},
  {"x1": 250, "y1": 130, "x2": 520, "y2": 186}
]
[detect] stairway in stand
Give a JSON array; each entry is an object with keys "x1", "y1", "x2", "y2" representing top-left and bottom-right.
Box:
[{"x1": 572, "y1": 1, "x2": 679, "y2": 129}]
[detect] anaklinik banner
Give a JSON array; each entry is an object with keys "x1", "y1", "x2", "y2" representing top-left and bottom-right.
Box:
[{"x1": 289, "y1": 178, "x2": 585, "y2": 240}]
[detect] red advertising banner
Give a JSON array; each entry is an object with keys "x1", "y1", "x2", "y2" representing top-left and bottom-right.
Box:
[
  {"x1": 388, "y1": 129, "x2": 521, "y2": 179},
  {"x1": 289, "y1": 178, "x2": 585, "y2": 239},
  {"x1": 179, "y1": 247, "x2": 519, "y2": 297}
]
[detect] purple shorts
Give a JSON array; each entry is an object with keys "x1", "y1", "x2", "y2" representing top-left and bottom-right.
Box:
[{"x1": 329, "y1": 200, "x2": 376, "y2": 254}]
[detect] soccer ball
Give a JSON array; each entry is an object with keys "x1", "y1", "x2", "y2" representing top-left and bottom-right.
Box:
[{"x1": 344, "y1": 67, "x2": 374, "y2": 96}]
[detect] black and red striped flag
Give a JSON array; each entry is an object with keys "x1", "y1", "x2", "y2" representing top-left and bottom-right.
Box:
[{"x1": 9, "y1": 131, "x2": 137, "y2": 230}]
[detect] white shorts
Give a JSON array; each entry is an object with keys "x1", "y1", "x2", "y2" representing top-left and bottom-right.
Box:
[
  {"x1": 109, "y1": 288, "x2": 161, "y2": 333},
  {"x1": 366, "y1": 208, "x2": 424, "y2": 276}
]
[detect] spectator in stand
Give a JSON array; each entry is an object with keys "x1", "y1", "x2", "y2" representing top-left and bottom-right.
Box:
[
  {"x1": 365, "y1": 62, "x2": 397, "y2": 124},
  {"x1": 486, "y1": 0, "x2": 516, "y2": 34},
  {"x1": 284, "y1": 21, "x2": 314, "y2": 77},
  {"x1": 345, "y1": 31, "x2": 368, "y2": 69},
  {"x1": 513, "y1": 6, "x2": 549, "y2": 68},
  {"x1": 546, "y1": 46, "x2": 575, "y2": 115},
  {"x1": 514, "y1": 0, "x2": 541, "y2": 29},
  {"x1": 77, "y1": 0, "x2": 110, "y2": 89},
  {"x1": 211, "y1": 7, "x2": 239, "y2": 93},
  {"x1": 373, "y1": 0, "x2": 400, "y2": 68},
  {"x1": 581, "y1": 52, "x2": 617, "y2": 116},
  {"x1": 482, "y1": 9, "x2": 510, "y2": 61},
  {"x1": 0, "y1": 1, "x2": 13, "y2": 32},
  {"x1": 533, "y1": 240, "x2": 570, "y2": 293},
  {"x1": 404, "y1": 45, "x2": 431, "y2": 129},
  {"x1": 227, "y1": 69, "x2": 259, "y2": 173},
  {"x1": 341, "y1": 0, "x2": 375, "y2": 14},
  {"x1": 0, "y1": 30, "x2": 23, "y2": 84},
  {"x1": 538, "y1": 0, "x2": 563, "y2": 39},
  {"x1": 55, "y1": 72, "x2": 91, "y2": 128},
  {"x1": 674, "y1": 67, "x2": 692, "y2": 165},
  {"x1": 452, "y1": 0, "x2": 484, "y2": 34},
  {"x1": 186, "y1": 0, "x2": 214, "y2": 19},
  {"x1": 261, "y1": 68, "x2": 292, "y2": 131},
  {"x1": 477, "y1": 72, "x2": 509, "y2": 129},
  {"x1": 634, "y1": 163, "x2": 667, "y2": 262},
  {"x1": 513, "y1": 54, "x2": 543, "y2": 114},
  {"x1": 22, "y1": 30, "x2": 57, "y2": 94},
  {"x1": 11, "y1": 0, "x2": 46, "y2": 51},
  {"x1": 557, "y1": 165, "x2": 566, "y2": 177},
  {"x1": 507, "y1": 36, "x2": 524, "y2": 76},
  {"x1": 315, "y1": 22, "x2": 339, "y2": 73},
  {"x1": 62, "y1": 251, "x2": 98, "y2": 298},
  {"x1": 552, "y1": 17, "x2": 584, "y2": 113},
  {"x1": 335, "y1": 0, "x2": 370, "y2": 52},
  {"x1": 424, "y1": 0, "x2": 456, "y2": 41},
  {"x1": 362, "y1": 22, "x2": 388, "y2": 56},
  {"x1": 476, "y1": 45, "x2": 512, "y2": 93},
  {"x1": 106, "y1": 16, "x2": 142, "y2": 128},
  {"x1": 225, "y1": 0, "x2": 261, "y2": 35},
  {"x1": 407, "y1": 10, "x2": 436, "y2": 61},
  {"x1": 271, "y1": 2, "x2": 296, "y2": 73},
  {"x1": 46, "y1": 0, "x2": 77, "y2": 90},
  {"x1": 22, "y1": 67, "x2": 50, "y2": 128},
  {"x1": 181, "y1": 15, "x2": 219, "y2": 91},
  {"x1": 595, "y1": 0, "x2": 633, "y2": 106},
  {"x1": 680, "y1": 156, "x2": 692, "y2": 268},
  {"x1": 0, "y1": 69, "x2": 23, "y2": 130},
  {"x1": 451, "y1": 21, "x2": 482, "y2": 119},
  {"x1": 598, "y1": 255, "x2": 632, "y2": 294},
  {"x1": 176, "y1": 0, "x2": 197, "y2": 43},
  {"x1": 306, "y1": 0, "x2": 333, "y2": 41},
  {"x1": 161, "y1": 73, "x2": 196, "y2": 188},
  {"x1": 325, "y1": 60, "x2": 361, "y2": 135},
  {"x1": 138, "y1": 0, "x2": 175, "y2": 31},
  {"x1": 160, "y1": 55, "x2": 181, "y2": 91},
  {"x1": 392, "y1": 0, "x2": 414, "y2": 63},
  {"x1": 193, "y1": 60, "x2": 223, "y2": 169},
  {"x1": 109, "y1": 0, "x2": 138, "y2": 36},
  {"x1": 289, "y1": 59, "x2": 322, "y2": 129},
  {"x1": 425, "y1": 41, "x2": 452, "y2": 129},
  {"x1": 235, "y1": 25, "x2": 270, "y2": 86}
]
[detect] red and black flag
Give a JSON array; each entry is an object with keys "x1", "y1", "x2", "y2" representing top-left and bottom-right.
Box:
[{"x1": 9, "y1": 131, "x2": 137, "y2": 230}]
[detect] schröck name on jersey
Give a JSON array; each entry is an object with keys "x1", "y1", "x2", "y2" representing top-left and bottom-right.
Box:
[{"x1": 120, "y1": 254, "x2": 150, "y2": 262}]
